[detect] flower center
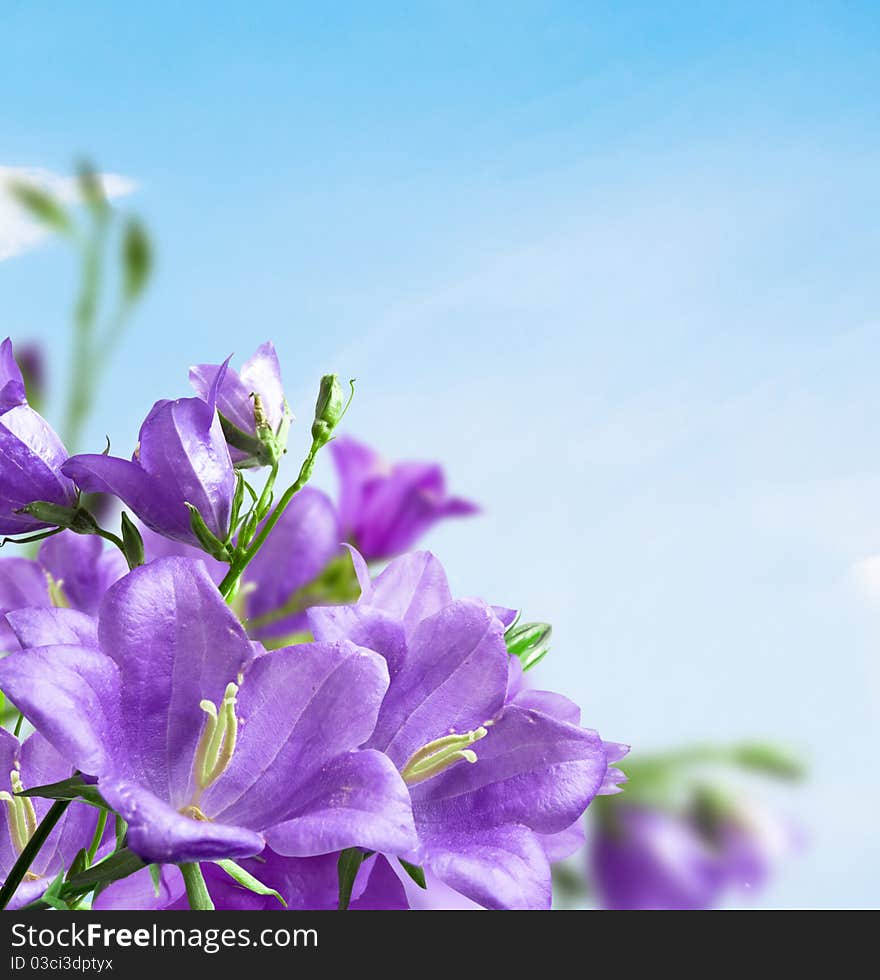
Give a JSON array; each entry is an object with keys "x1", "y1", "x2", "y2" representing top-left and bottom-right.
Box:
[
  {"x1": 400, "y1": 727, "x2": 489, "y2": 786},
  {"x1": 0, "y1": 768, "x2": 38, "y2": 857},
  {"x1": 190, "y1": 682, "x2": 240, "y2": 806}
]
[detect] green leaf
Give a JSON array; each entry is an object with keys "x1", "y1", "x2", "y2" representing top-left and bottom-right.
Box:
[
  {"x1": 213, "y1": 859, "x2": 287, "y2": 907},
  {"x1": 17, "y1": 774, "x2": 109, "y2": 810},
  {"x1": 121, "y1": 217, "x2": 152, "y2": 302},
  {"x1": 7, "y1": 181, "x2": 72, "y2": 234},
  {"x1": 41, "y1": 871, "x2": 71, "y2": 911},
  {"x1": 66, "y1": 848, "x2": 89, "y2": 881},
  {"x1": 148, "y1": 864, "x2": 162, "y2": 897},
  {"x1": 505, "y1": 621, "x2": 552, "y2": 672},
  {"x1": 398, "y1": 858, "x2": 426, "y2": 889},
  {"x1": 120, "y1": 512, "x2": 145, "y2": 569},
  {"x1": 62, "y1": 848, "x2": 145, "y2": 898},
  {"x1": 337, "y1": 847, "x2": 365, "y2": 911}
]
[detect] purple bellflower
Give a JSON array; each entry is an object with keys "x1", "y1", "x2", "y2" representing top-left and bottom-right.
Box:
[
  {"x1": 0, "y1": 533, "x2": 125, "y2": 652},
  {"x1": 590, "y1": 800, "x2": 798, "y2": 910},
  {"x1": 190, "y1": 342, "x2": 291, "y2": 469},
  {"x1": 0, "y1": 557, "x2": 417, "y2": 865},
  {"x1": 330, "y1": 435, "x2": 478, "y2": 561},
  {"x1": 62, "y1": 368, "x2": 235, "y2": 549},
  {"x1": 305, "y1": 548, "x2": 626, "y2": 910},
  {"x1": 0, "y1": 338, "x2": 77, "y2": 536},
  {"x1": 0, "y1": 728, "x2": 106, "y2": 909}
]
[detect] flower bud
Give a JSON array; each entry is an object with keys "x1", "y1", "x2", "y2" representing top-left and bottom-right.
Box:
[{"x1": 311, "y1": 374, "x2": 345, "y2": 445}]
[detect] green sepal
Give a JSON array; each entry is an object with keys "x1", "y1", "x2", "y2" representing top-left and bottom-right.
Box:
[
  {"x1": 66, "y1": 848, "x2": 90, "y2": 881},
  {"x1": 16, "y1": 774, "x2": 109, "y2": 810},
  {"x1": 186, "y1": 503, "x2": 232, "y2": 561},
  {"x1": 40, "y1": 871, "x2": 72, "y2": 911},
  {"x1": 337, "y1": 847, "x2": 366, "y2": 910},
  {"x1": 120, "y1": 512, "x2": 145, "y2": 569},
  {"x1": 219, "y1": 413, "x2": 276, "y2": 468},
  {"x1": 15, "y1": 501, "x2": 100, "y2": 535},
  {"x1": 148, "y1": 864, "x2": 162, "y2": 897},
  {"x1": 213, "y1": 859, "x2": 287, "y2": 907},
  {"x1": 505, "y1": 621, "x2": 552, "y2": 672},
  {"x1": 398, "y1": 858, "x2": 426, "y2": 889}
]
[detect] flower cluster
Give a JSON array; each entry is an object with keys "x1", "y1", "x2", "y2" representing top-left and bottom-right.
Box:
[{"x1": 0, "y1": 339, "x2": 626, "y2": 911}]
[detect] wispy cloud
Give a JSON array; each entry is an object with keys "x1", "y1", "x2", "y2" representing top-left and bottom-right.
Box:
[{"x1": 0, "y1": 165, "x2": 137, "y2": 261}]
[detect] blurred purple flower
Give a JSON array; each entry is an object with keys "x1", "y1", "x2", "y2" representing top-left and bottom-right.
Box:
[
  {"x1": 590, "y1": 801, "x2": 798, "y2": 910},
  {"x1": 306, "y1": 549, "x2": 625, "y2": 909},
  {"x1": 62, "y1": 366, "x2": 235, "y2": 548},
  {"x1": 190, "y1": 342, "x2": 290, "y2": 469},
  {"x1": 0, "y1": 338, "x2": 77, "y2": 536},
  {"x1": 330, "y1": 435, "x2": 478, "y2": 561},
  {"x1": 0, "y1": 728, "x2": 106, "y2": 909},
  {"x1": 0, "y1": 557, "x2": 416, "y2": 865}
]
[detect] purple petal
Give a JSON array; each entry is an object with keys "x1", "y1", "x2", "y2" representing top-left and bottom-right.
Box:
[
  {"x1": 100, "y1": 778, "x2": 263, "y2": 864},
  {"x1": 93, "y1": 864, "x2": 186, "y2": 911},
  {"x1": 421, "y1": 824, "x2": 551, "y2": 911},
  {"x1": 0, "y1": 644, "x2": 121, "y2": 775},
  {"x1": 329, "y1": 436, "x2": 379, "y2": 539},
  {"x1": 201, "y1": 640, "x2": 390, "y2": 829},
  {"x1": 136, "y1": 393, "x2": 234, "y2": 540},
  {"x1": 513, "y1": 688, "x2": 582, "y2": 726},
  {"x1": 5, "y1": 607, "x2": 99, "y2": 649},
  {"x1": 61, "y1": 454, "x2": 191, "y2": 542},
  {"x1": 263, "y1": 749, "x2": 416, "y2": 857},
  {"x1": 97, "y1": 558, "x2": 254, "y2": 806},
  {"x1": 38, "y1": 532, "x2": 126, "y2": 616},
  {"x1": 492, "y1": 605, "x2": 519, "y2": 630},
  {"x1": 308, "y1": 603, "x2": 408, "y2": 678},
  {"x1": 350, "y1": 855, "x2": 409, "y2": 910},
  {"x1": 539, "y1": 821, "x2": 586, "y2": 863},
  {"x1": 0, "y1": 338, "x2": 27, "y2": 412},
  {"x1": 410, "y1": 704, "x2": 608, "y2": 835},
  {"x1": 366, "y1": 599, "x2": 508, "y2": 769},
  {"x1": 591, "y1": 806, "x2": 724, "y2": 910},
  {"x1": 368, "y1": 551, "x2": 454, "y2": 637},
  {"x1": 240, "y1": 342, "x2": 286, "y2": 431},
  {"x1": 0, "y1": 557, "x2": 50, "y2": 650},
  {"x1": 0, "y1": 406, "x2": 75, "y2": 534}
]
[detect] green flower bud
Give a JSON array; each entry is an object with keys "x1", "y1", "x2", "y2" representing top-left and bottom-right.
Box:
[{"x1": 311, "y1": 374, "x2": 345, "y2": 445}]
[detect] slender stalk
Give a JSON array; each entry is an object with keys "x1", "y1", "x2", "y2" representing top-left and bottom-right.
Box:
[
  {"x1": 180, "y1": 862, "x2": 214, "y2": 910},
  {"x1": 219, "y1": 441, "x2": 322, "y2": 599},
  {"x1": 12, "y1": 712, "x2": 24, "y2": 738},
  {"x1": 86, "y1": 809, "x2": 109, "y2": 865},
  {"x1": 0, "y1": 800, "x2": 70, "y2": 910}
]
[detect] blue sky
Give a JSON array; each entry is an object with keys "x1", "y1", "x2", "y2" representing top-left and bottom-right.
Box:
[{"x1": 2, "y1": 2, "x2": 879, "y2": 907}]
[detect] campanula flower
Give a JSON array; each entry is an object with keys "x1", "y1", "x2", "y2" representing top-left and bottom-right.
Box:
[
  {"x1": 0, "y1": 557, "x2": 417, "y2": 865},
  {"x1": 330, "y1": 436, "x2": 478, "y2": 561},
  {"x1": 0, "y1": 338, "x2": 77, "y2": 536}
]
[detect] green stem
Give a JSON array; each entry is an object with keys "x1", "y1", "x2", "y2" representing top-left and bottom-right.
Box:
[
  {"x1": 180, "y1": 862, "x2": 214, "y2": 910},
  {"x1": 219, "y1": 439, "x2": 323, "y2": 600},
  {"x1": 86, "y1": 809, "x2": 109, "y2": 865},
  {"x1": 0, "y1": 799, "x2": 70, "y2": 910}
]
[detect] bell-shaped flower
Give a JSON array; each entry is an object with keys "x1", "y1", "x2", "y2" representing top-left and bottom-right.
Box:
[
  {"x1": 190, "y1": 342, "x2": 291, "y2": 468},
  {"x1": 0, "y1": 338, "x2": 77, "y2": 536},
  {"x1": 0, "y1": 533, "x2": 125, "y2": 653},
  {"x1": 62, "y1": 369, "x2": 235, "y2": 549},
  {"x1": 330, "y1": 436, "x2": 478, "y2": 561},
  {"x1": 0, "y1": 557, "x2": 417, "y2": 865},
  {"x1": 0, "y1": 728, "x2": 107, "y2": 909},
  {"x1": 305, "y1": 548, "x2": 626, "y2": 910}
]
